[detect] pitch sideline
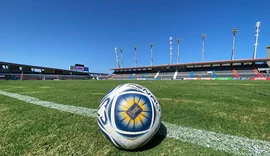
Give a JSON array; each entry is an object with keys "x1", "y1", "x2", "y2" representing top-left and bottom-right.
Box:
[{"x1": 0, "y1": 90, "x2": 269, "y2": 155}]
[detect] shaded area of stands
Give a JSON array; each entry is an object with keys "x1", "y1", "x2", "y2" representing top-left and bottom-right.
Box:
[
  {"x1": 112, "y1": 63, "x2": 270, "y2": 80},
  {"x1": 159, "y1": 70, "x2": 174, "y2": 79},
  {"x1": 0, "y1": 61, "x2": 108, "y2": 80},
  {"x1": 0, "y1": 73, "x2": 90, "y2": 80}
]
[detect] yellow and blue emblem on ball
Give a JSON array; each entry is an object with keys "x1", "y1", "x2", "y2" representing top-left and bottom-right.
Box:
[{"x1": 115, "y1": 93, "x2": 152, "y2": 132}]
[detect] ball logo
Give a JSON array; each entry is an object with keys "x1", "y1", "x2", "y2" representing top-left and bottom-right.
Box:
[
  {"x1": 126, "y1": 103, "x2": 143, "y2": 120},
  {"x1": 114, "y1": 94, "x2": 152, "y2": 132}
]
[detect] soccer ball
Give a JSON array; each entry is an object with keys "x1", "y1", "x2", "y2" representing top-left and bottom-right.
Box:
[{"x1": 97, "y1": 83, "x2": 162, "y2": 150}]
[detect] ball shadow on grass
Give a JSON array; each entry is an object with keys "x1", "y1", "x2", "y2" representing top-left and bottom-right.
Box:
[{"x1": 125, "y1": 122, "x2": 167, "y2": 152}]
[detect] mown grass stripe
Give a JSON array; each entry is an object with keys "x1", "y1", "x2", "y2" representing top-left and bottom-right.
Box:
[
  {"x1": 0, "y1": 90, "x2": 269, "y2": 156},
  {"x1": 0, "y1": 90, "x2": 97, "y2": 118}
]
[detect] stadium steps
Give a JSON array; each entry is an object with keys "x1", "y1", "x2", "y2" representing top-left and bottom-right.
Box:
[
  {"x1": 154, "y1": 71, "x2": 160, "y2": 78},
  {"x1": 232, "y1": 67, "x2": 240, "y2": 78},
  {"x1": 252, "y1": 66, "x2": 263, "y2": 77},
  {"x1": 173, "y1": 70, "x2": 178, "y2": 79}
]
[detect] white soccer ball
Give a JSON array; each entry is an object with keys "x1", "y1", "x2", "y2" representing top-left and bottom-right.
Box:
[{"x1": 97, "y1": 83, "x2": 162, "y2": 150}]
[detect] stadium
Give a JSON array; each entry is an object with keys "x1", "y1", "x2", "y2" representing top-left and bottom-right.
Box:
[
  {"x1": 1, "y1": 2, "x2": 270, "y2": 156},
  {"x1": 2, "y1": 41, "x2": 269, "y2": 81},
  {"x1": 110, "y1": 57, "x2": 270, "y2": 80},
  {"x1": 1, "y1": 49, "x2": 270, "y2": 81}
]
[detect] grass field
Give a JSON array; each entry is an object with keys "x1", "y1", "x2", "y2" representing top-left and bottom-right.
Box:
[{"x1": 0, "y1": 80, "x2": 270, "y2": 155}]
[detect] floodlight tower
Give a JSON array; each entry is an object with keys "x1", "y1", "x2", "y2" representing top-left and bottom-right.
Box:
[
  {"x1": 170, "y1": 36, "x2": 173, "y2": 64},
  {"x1": 253, "y1": 21, "x2": 261, "y2": 59},
  {"x1": 231, "y1": 28, "x2": 238, "y2": 60},
  {"x1": 176, "y1": 38, "x2": 180, "y2": 64},
  {"x1": 120, "y1": 48, "x2": 123, "y2": 68},
  {"x1": 150, "y1": 43, "x2": 153, "y2": 66},
  {"x1": 201, "y1": 33, "x2": 206, "y2": 62},
  {"x1": 114, "y1": 47, "x2": 120, "y2": 68},
  {"x1": 134, "y1": 46, "x2": 137, "y2": 67}
]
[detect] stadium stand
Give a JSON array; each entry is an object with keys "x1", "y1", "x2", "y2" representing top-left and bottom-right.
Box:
[
  {"x1": 235, "y1": 66, "x2": 257, "y2": 78},
  {"x1": 0, "y1": 61, "x2": 108, "y2": 80},
  {"x1": 158, "y1": 70, "x2": 175, "y2": 79},
  {"x1": 110, "y1": 58, "x2": 270, "y2": 80},
  {"x1": 177, "y1": 71, "x2": 191, "y2": 79}
]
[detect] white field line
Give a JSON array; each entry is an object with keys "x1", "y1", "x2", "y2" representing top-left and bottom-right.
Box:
[{"x1": 0, "y1": 90, "x2": 270, "y2": 155}]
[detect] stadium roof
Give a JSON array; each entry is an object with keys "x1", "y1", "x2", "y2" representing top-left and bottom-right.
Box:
[
  {"x1": 110, "y1": 58, "x2": 270, "y2": 70},
  {"x1": 0, "y1": 61, "x2": 109, "y2": 75}
]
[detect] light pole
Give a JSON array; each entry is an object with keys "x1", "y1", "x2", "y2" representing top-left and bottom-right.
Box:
[
  {"x1": 253, "y1": 21, "x2": 261, "y2": 59},
  {"x1": 231, "y1": 28, "x2": 238, "y2": 60},
  {"x1": 177, "y1": 38, "x2": 180, "y2": 64},
  {"x1": 134, "y1": 46, "x2": 137, "y2": 67},
  {"x1": 120, "y1": 48, "x2": 123, "y2": 68},
  {"x1": 170, "y1": 37, "x2": 173, "y2": 64},
  {"x1": 114, "y1": 47, "x2": 120, "y2": 68},
  {"x1": 150, "y1": 43, "x2": 153, "y2": 66},
  {"x1": 202, "y1": 33, "x2": 206, "y2": 62}
]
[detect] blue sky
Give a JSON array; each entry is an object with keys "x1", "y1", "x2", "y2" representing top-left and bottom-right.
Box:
[{"x1": 0, "y1": 0, "x2": 270, "y2": 73}]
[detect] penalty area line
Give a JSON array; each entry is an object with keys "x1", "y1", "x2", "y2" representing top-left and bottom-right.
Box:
[{"x1": 0, "y1": 90, "x2": 269, "y2": 155}]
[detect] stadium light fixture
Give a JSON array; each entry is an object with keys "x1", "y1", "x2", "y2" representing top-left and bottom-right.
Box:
[
  {"x1": 120, "y1": 48, "x2": 123, "y2": 68},
  {"x1": 231, "y1": 28, "x2": 238, "y2": 60},
  {"x1": 253, "y1": 21, "x2": 261, "y2": 59},
  {"x1": 150, "y1": 43, "x2": 153, "y2": 66},
  {"x1": 114, "y1": 47, "x2": 120, "y2": 68},
  {"x1": 170, "y1": 37, "x2": 173, "y2": 64},
  {"x1": 134, "y1": 46, "x2": 137, "y2": 67},
  {"x1": 176, "y1": 38, "x2": 180, "y2": 64},
  {"x1": 201, "y1": 33, "x2": 206, "y2": 62}
]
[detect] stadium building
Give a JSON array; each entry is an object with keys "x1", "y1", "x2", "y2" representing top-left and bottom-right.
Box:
[
  {"x1": 110, "y1": 46, "x2": 270, "y2": 80},
  {"x1": 0, "y1": 62, "x2": 109, "y2": 80}
]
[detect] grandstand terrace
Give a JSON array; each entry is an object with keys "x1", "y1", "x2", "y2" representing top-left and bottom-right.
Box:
[
  {"x1": 110, "y1": 46, "x2": 270, "y2": 80},
  {"x1": 0, "y1": 61, "x2": 108, "y2": 80}
]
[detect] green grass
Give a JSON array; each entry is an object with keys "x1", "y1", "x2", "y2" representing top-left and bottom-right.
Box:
[{"x1": 0, "y1": 80, "x2": 270, "y2": 155}]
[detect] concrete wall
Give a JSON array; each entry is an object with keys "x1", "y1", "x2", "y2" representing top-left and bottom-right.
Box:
[{"x1": 267, "y1": 46, "x2": 270, "y2": 58}]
